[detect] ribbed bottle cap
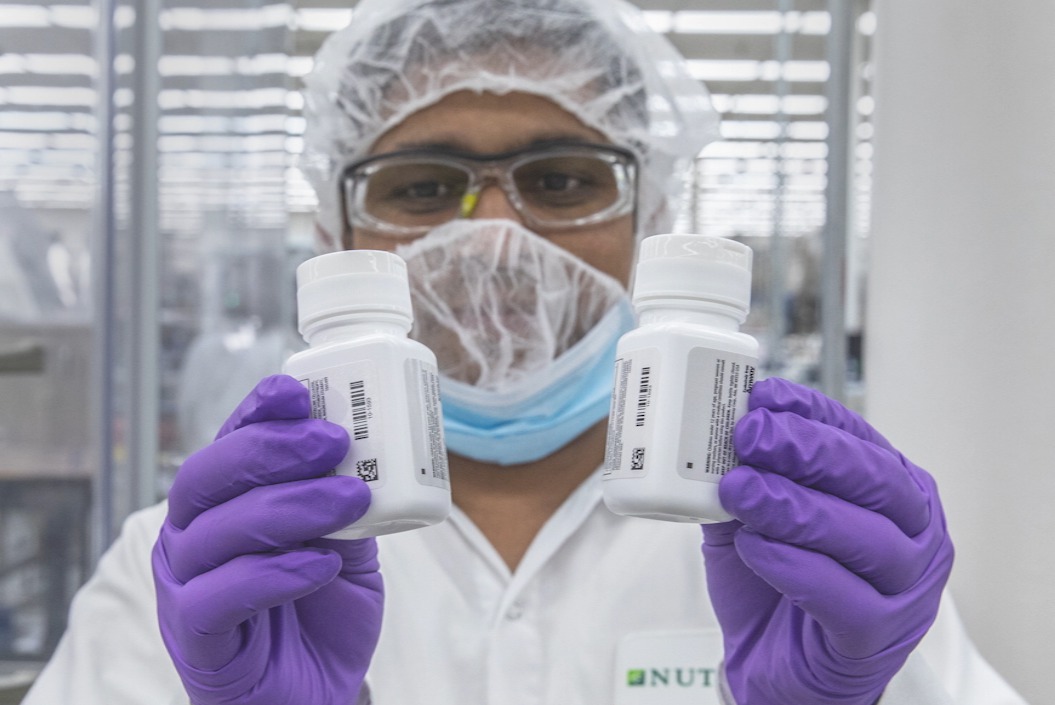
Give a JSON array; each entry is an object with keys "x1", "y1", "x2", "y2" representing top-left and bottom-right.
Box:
[
  {"x1": 633, "y1": 234, "x2": 753, "y2": 318},
  {"x1": 296, "y1": 250, "x2": 412, "y2": 335}
]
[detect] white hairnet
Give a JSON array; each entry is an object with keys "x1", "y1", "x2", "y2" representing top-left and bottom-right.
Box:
[
  {"x1": 395, "y1": 219, "x2": 627, "y2": 392},
  {"x1": 301, "y1": 0, "x2": 720, "y2": 244}
]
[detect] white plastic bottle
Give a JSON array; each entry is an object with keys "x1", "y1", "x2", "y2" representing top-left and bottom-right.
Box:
[
  {"x1": 283, "y1": 250, "x2": 451, "y2": 538},
  {"x1": 603, "y1": 234, "x2": 758, "y2": 523}
]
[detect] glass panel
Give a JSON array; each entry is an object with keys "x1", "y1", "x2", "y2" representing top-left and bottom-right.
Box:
[
  {"x1": 0, "y1": 0, "x2": 304, "y2": 675},
  {"x1": 156, "y1": 0, "x2": 303, "y2": 489},
  {"x1": 679, "y1": 1, "x2": 873, "y2": 409},
  {"x1": 0, "y1": 0, "x2": 96, "y2": 666}
]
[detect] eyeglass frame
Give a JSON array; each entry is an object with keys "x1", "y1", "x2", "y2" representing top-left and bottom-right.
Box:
[{"x1": 338, "y1": 141, "x2": 639, "y2": 238}]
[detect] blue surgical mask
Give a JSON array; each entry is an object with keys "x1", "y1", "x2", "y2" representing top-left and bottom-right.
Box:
[
  {"x1": 440, "y1": 298, "x2": 634, "y2": 465},
  {"x1": 396, "y1": 219, "x2": 634, "y2": 466}
]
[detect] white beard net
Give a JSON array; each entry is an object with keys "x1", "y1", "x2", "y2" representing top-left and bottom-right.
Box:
[{"x1": 395, "y1": 219, "x2": 629, "y2": 392}]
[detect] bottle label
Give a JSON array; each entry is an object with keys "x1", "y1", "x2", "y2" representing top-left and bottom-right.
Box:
[
  {"x1": 604, "y1": 348, "x2": 661, "y2": 478},
  {"x1": 296, "y1": 360, "x2": 386, "y2": 488},
  {"x1": 405, "y1": 358, "x2": 450, "y2": 489},
  {"x1": 677, "y1": 349, "x2": 756, "y2": 483},
  {"x1": 604, "y1": 346, "x2": 757, "y2": 484}
]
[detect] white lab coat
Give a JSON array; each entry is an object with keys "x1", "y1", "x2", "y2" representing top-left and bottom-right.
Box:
[{"x1": 24, "y1": 469, "x2": 1027, "y2": 705}]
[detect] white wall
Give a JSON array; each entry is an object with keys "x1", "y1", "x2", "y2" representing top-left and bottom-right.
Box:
[{"x1": 867, "y1": 3, "x2": 1055, "y2": 703}]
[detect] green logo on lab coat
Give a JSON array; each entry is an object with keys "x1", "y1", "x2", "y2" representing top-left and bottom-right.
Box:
[{"x1": 626, "y1": 668, "x2": 716, "y2": 688}]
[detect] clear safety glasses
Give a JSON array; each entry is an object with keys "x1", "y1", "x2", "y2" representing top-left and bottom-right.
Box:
[{"x1": 340, "y1": 142, "x2": 637, "y2": 238}]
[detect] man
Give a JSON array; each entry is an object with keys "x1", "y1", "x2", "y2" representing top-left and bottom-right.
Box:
[{"x1": 24, "y1": 1, "x2": 1026, "y2": 704}]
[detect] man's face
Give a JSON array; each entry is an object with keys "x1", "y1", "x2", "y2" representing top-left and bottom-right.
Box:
[{"x1": 343, "y1": 90, "x2": 637, "y2": 288}]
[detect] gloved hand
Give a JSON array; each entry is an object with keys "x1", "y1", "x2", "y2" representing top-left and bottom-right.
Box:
[
  {"x1": 152, "y1": 375, "x2": 383, "y2": 705},
  {"x1": 701, "y1": 378, "x2": 954, "y2": 705}
]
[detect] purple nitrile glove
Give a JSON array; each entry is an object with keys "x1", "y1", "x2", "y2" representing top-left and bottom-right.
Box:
[
  {"x1": 152, "y1": 375, "x2": 383, "y2": 705},
  {"x1": 701, "y1": 378, "x2": 954, "y2": 705}
]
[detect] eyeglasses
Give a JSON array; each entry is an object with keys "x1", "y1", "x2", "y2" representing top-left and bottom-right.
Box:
[{"x1": 340, "y1": 142, "x2": 637, "y2": 238}]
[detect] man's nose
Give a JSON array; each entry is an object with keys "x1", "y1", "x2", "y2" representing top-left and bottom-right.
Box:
[{"x1": 467, "y1": 183, "x2": 526, "y2": 225}]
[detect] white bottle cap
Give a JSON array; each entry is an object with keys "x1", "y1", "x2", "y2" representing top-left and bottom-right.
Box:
[
  {"x1": 632, "y1": 234, "x2": 753, "y2": 319},
  {"x1": 296, "y1": 250, "x2": 413, "y2": 335}
]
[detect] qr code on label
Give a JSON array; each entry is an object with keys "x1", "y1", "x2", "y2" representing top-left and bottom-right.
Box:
[
  {"x1": 355, "y1": 458, "x2": 379, "y2": 482},
  {"x1": 630, "y1": 447, "x2": 646, "y2": 471}
]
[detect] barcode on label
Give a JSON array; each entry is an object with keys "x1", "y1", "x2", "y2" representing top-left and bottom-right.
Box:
[
  {"x1": 349, "y1": 380, "x2": 369, "y2": 440},
  {"x1": 635, "y1": 366, "x2": 652, "y2": 427}
]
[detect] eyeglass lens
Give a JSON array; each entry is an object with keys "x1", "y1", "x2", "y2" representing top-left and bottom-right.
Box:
[{"x1": 357, "y1": 153, "x2": 625, "y2": 230}]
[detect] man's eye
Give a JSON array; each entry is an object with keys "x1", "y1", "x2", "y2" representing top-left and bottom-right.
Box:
[
  {"x1": 531, "y1": 173, "x2": 587, "y2": 192},
  {"x1": 374, "y1": 178, "x2": 465, "y2": 215},
  {"x1": 393, "y1": 181, "x2": 455, "y2": 200}
]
